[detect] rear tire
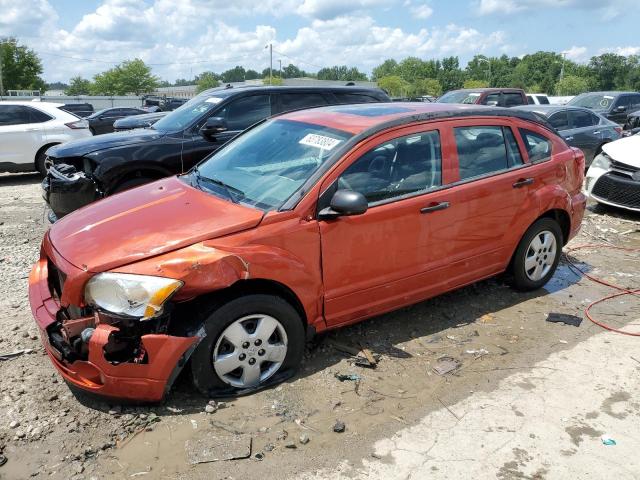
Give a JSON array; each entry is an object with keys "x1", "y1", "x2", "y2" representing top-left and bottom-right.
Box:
[
  {"x1": 190, "y1": 294, "x2": 305, "y2": 397},
  {"x1": 511, "y1": 218, "x2": 563, "y2": 291},
  {"x1": 35, "y1": 150, "x2": 48, "y2": 177}
]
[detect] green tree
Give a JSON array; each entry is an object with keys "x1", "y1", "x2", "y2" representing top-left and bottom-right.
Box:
[
  {"x1": 317, "y1": 65, "x2": 367, "y2": 81},
  {"x1": 264, "y1": 75, "x2": 283, "y2": 86},
  {"x1": 372, "y1": 59, "x2": 399, "y2": 81},
  {"x1": 196, "y1": 71, "x2": 220, "y2": 93},
  {"x1": 377, "y1": 75, "x2": 410, "y2": 97},
  {"x1": 65, "y1": 76, "x2": 92, "y2": 95},
  {"x1": 221, "y1": 66, "x2": 246, "y2": 83},
  {"x1": 589, "y1": 53, "x2": 630, "y2": 90},
  {"x1": 0, "y1": 37, "x2": 45, "y2": 93},
  {"x1": 555, "y1": 75, "x2": 589, "y2": 95},
  {"x1": 411, "y1": 78, "x2": 442, "y2": 97},
  {"x1": 90, "y1": 59, "x2": 158, "y2": 95},
  {"x1": 437, "y1": 56, "x2": 465, "y2": 92},
  {"x1": 245, "y1": 69, "x2": 260, "y2": 80},
  {"x1": 463, "y1": 79, "x2": 489, "y2": 89}
]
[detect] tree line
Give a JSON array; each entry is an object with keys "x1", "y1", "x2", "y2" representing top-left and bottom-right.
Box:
[{"x1": 2, "y1": 37, "x2": 640, "y2": 98}]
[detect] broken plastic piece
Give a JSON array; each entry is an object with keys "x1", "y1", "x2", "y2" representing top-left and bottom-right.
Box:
[{"x1": 546, "y1": 313, "x2": 582, "y2": 327}]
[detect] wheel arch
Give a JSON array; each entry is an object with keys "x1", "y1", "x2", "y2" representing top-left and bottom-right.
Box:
[{"x1": 34, "y1": 142, "x2": 60, "y2": 170}]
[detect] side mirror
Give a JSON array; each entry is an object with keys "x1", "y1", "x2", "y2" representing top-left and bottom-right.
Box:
[
  {"x1": 318, "y1": 189, "x2": 368, "y2": 220},
  {"x1": 615, "y1": 105, "x2": 626, "y2": 112},
  {"x1": 200, "y1": 117, "x2": 228, "y2": 139}
]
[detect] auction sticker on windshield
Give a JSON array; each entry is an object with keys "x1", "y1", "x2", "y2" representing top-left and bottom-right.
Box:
[{"x1": 299, "y1": 133, "x2": 342, "y2": 151}]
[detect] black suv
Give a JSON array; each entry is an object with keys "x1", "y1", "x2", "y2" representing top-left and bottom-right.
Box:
[
  {"x1": 43, "y1": 85, "x2": 391, "y2": 220},
  {"x1": 568, "y1": 91, "x2": 640, "y2": 124}
]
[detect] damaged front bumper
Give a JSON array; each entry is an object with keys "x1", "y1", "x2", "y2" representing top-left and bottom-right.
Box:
[
  {"x1": 42, "y1": 164, "x2": 101, "y2": 221},
  {"x1": 28, "y1": 253, "x2": 200, "y2": 402}
]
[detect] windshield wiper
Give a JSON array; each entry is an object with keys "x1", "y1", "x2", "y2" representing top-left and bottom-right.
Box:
[{"x1": 193, "y1": 167, "x2": 244, "y2": 204}]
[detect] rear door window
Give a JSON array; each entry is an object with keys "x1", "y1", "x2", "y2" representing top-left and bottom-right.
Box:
[
  {"x1": 536, "y1": 95, "x2": 550, "y2": 105},
  {"x1": 454, "y1": 126, "x2": 513, "y2": 180},
  {"x1": 548, "y1": 111, "x2": 570, "y2": 130},
  {"x1": 570, "y1": 110, "x2": 597, "y2": 128},
  {"x1": 0, "y1": 105, "x2": 31, "y2": 126},
  {"x1": 333, "y1": 93, "x2": 380, "y2": 104},
  {"x1": 220, "y1": 94, "x2": 272, "y2": 131},
  {"x1": 483, "y1": 93, "x2": 500, "y2": 105},
  {"x1": 503, "y1": 93, "x2": 525, "y2": 107},
  {"x1": 338, "y1": 130, "x2": 442, "y2": 205},
  {"x1": 519, "y1": 129, "x2": 552, "y2": 163},
  {"x1": 280, "y1": 93, "x2": 328, "y2": 112},
  {"x1": 527, "y1": 95, "x2": 534, "y2": 104}
]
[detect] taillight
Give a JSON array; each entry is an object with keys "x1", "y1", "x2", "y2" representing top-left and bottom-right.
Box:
[{"x1": 65, "y1": 120, "x2": 88, "y2": 129}]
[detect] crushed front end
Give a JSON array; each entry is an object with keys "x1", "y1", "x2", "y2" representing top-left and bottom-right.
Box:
[
  {"x1": 28, "y1": 235, "x2": 200, "y2": 402},
  {"x1": 42, "y1": 159, "x2": 101, "y2": 222}
]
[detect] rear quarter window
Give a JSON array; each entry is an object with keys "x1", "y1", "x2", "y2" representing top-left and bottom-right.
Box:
[{"x1": 519, "y1": 129, "x2": 552, "y2": 163}]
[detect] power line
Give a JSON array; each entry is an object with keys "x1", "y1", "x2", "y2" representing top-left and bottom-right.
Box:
[
  {"x1": 36, "y1": 50, "x2": 261, "y2": 67},
  {"x1": 271, "y1": 49, "x2": 324, "y2": 70}
]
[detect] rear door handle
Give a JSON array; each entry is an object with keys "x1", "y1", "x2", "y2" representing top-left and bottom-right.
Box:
[
  {"x1": 420, "y1": 201, "x2": 450, "y2": 213},
  {"x1": 513, "y1": 177, "x2": 534, "y2": 188},
  {"x1": 593, "y1": 131, "x2": 600, "y2": 135},
  {"x1": 564, "y1": 136, "x2": 574, "y2": 141}
]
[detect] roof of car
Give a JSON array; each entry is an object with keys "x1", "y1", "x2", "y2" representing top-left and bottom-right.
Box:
[
  {"x1": 514, "y1": 104, "x2": 593, "y2": 116},
  {"x1": 0, "y1": 100, "x2": 64, "y2": 109},
  {"x1": 277, "y1": 102, "x2": 552, "y2": 135},
  {"x1": 199, "y1": 84, "x2": 387, "y2": 99},
  {"x1": 574, "y1": 91, "x2": 638, "y2": 96},
  {"x1": 446, "y1": 88, "x2": 524, "y2": 93}
]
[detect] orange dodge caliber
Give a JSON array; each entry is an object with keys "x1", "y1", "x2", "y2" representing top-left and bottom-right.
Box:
[{"x1": 29, "y1": 103, "x2": 586, "y2": 401}]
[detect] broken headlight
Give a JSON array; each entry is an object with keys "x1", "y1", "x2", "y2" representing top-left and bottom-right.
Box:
[
  {"x1": 84, "y1": 273, "x2": 183, "y2": 320},
  {"x1": 591, "y1": 152, "x2": 611, "y2": 171}
]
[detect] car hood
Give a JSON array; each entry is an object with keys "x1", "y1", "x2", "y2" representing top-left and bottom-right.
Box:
[
  {"x1": 602, "y1": 136, "x2": 640, "y2": 168},
  {"x1": 47, "y1": 129, "x2": 165, "y2": 157},
  {"x1": 48, "y1": 176, "x2": 264, "y2": 272}
]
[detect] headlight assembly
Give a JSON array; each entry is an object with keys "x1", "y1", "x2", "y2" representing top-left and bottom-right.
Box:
[
  {"x1": 591, "y1": 153, "x2": 611, "y2": 171},
  {"x1": 84, "y1": 273, "x2": 183, "y2": 320}
]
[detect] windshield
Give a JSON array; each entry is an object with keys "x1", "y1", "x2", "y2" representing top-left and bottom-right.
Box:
[
  {"x1": 437, "y1": 91, "x2": 481, "y2": 104},
  {"x1": 193, "y1": 119, "x2": 353, "y2": 211},
  {"x1": 153, "y1": 95, "x2": 224, "y2": 132},
  {"x1": 568, "y1": 94, "x2": 615, "y2": 110},
  {"x1": 87, "y1": 108, "x2": 109, "y2": 119}
]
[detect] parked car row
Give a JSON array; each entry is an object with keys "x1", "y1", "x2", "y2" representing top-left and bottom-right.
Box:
[
  {"x1": 43, "y1": 85, "x2": 391, "y2": 220},
  {"x1": 30, "y1": 100, "x2": 587, "y2": 401}
]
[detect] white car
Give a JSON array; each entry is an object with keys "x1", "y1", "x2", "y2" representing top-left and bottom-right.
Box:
[
  {"x1": 584, "y1": 134, "x2": 640, "y2": 212},
  {"x1": 526, "y1": 93, "x2": 551, "y2": 105},
  {"x1": 0, "y1": 101, "x2": 92, "y2": 175}
]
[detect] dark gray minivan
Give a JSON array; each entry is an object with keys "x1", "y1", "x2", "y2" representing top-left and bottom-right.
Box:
[{"x1": 568, "y1": 91, "x2": 640, "y2": 124}]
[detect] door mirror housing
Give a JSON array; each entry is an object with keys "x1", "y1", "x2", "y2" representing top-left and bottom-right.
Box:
[
  {"x1": 200, "y1": 117, "x2": 228, "y2": 139},
  {"x1": 485, "y1": 100, "x2": 499, "y2": 107},
  {"x1": 318, "y1": 189, "x2": 368, "y2": 220}
]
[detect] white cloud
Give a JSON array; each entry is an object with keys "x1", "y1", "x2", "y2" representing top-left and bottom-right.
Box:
[
  {"x1": 297, "y1": 0, "x2": 393, "y2": 20},
  {"x1": 563, "y1": 46, "x2": 588, "y2": 62},
  {"x1": 598, "y1": 46, "x2": 640, "y2": 56},
  {"x1": 4, "y1": 0, "x2": 510, "y2": 82},
  {"x1": 476, "y1": 0, "x2": 635, "y2": 18},
  {"x1": 411, "y1": 4, "x2": 434, "y2": 19}
]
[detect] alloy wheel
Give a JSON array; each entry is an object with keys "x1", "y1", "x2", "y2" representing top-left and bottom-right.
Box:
[{"x1": 524, "y1": 230, "x2": 557, "y2": 282}]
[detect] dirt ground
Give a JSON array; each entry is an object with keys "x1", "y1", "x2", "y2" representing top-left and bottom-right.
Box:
[{"x1": 0, "y1": 172, "x2": 639, "y2": 480}]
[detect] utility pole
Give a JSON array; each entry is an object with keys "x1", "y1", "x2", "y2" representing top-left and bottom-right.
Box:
[
  {"x1": 0, "y1": 54, "x2": 4, "y2": 98},
  {"x1": 265, "y1": 43, "x2": 272, "y2": 85},
  {"x1": 560, "y1": 52, "x2": 567, "y2": 82},
  {"x1": 278, "y1": 59, "x2": 282, "y2": 78}
]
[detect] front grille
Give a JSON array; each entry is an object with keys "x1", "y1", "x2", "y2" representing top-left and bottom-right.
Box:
[
  {"x1": 47, "y1": 259, "x2": 66, "y2": 301},
  {"x1": 610, "y1": 160, "x2": 639, "y2": 177},
  {"x1": 592, "y1": 173, "x2": 640, "y2": 209}
]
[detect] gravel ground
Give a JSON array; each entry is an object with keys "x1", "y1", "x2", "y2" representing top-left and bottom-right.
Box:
[{"x1": 0, "y1": 172, "x2": 638, "y2": 480}]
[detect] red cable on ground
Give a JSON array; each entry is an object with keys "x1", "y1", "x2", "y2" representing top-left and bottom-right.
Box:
[{"x1": 564, "y1": 243, "x2": 640, "y2": 337}]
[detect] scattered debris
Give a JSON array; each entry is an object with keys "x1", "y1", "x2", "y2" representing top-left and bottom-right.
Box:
[
  {"x1": 559, "y1": 340, "x2": 569, "y2": 344},
  {"x1": 185, "y1": 433, "x2": 252, "y2": 464},
  {"x1": 0, "y1": 349, "x2": 33, "y2": 361},
  {"x1": 334, "y1": 373, "x2": 362, "y2": 382},
  {"x1": 264, "y1": 443, "x2": 275, "y2": 452},
  {"x1": 276, "y1": 430, "x2": 288, "y2": 441},
  {"x1": 205, "y1": 404, "x2": 216, "y2": 414},
  {"x1": 432, "y1": 356, "x2": 461, "y2": 376},
  {"x1": 333, "y1": 420, "x2": 346, "y2": 433},
  {"x1": 546, "y1": 313, "x2": 582, "y2": 327},
  {"x1": 284, "y1": 441, "x2": 297, "y2": 449},
  {"x1": 299, "y1": 434, "x2": 310, "y2": 445},
  {"x1": 9, "y1": 420, "x2": 19, "y2": 429},
  {"x1": 0, "y1": 454, "x2": 6, "y2": 467},
  {"x1": 254, "y1": 452, "x2": 264, "y2": 461},
  {"x1": 601, "y1": 435, "x2": 617, "y2": 446},
  {"x1": 465, "y1": 348, "x2": 489, "y2": 357},
  {"x1": 479, "y1": 314, "x2": 495, "y2": 324},
  {"x1": 328, "y1": 340, "x2": 378, "y2": 368},
  {"x1": 166, "y1": 406, "x2": 183, "y2": 413}
]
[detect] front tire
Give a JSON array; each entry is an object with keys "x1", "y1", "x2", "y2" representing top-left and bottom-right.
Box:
[
  {"x1": 190, "y1": 294, "x2": 305, "y2": 397},
  {"x1": 511, "y1": 218, "x2": 562, "y2": 291}
]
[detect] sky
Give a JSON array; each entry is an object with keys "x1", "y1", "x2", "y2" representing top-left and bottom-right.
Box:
[{"x1": 0, "y1": 0, "x2": 638, "y2": 83}]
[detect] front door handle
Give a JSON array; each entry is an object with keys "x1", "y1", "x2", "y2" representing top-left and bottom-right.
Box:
[
  {"x1": 513, "y1": 177, "x2": 534, "y2": 188},
  {"x1": 592, "y1": 131, "x2": 600, "y2": 135},
  {"x1": 420, "y1": 201, "x2": 450, "y2": 214}
]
